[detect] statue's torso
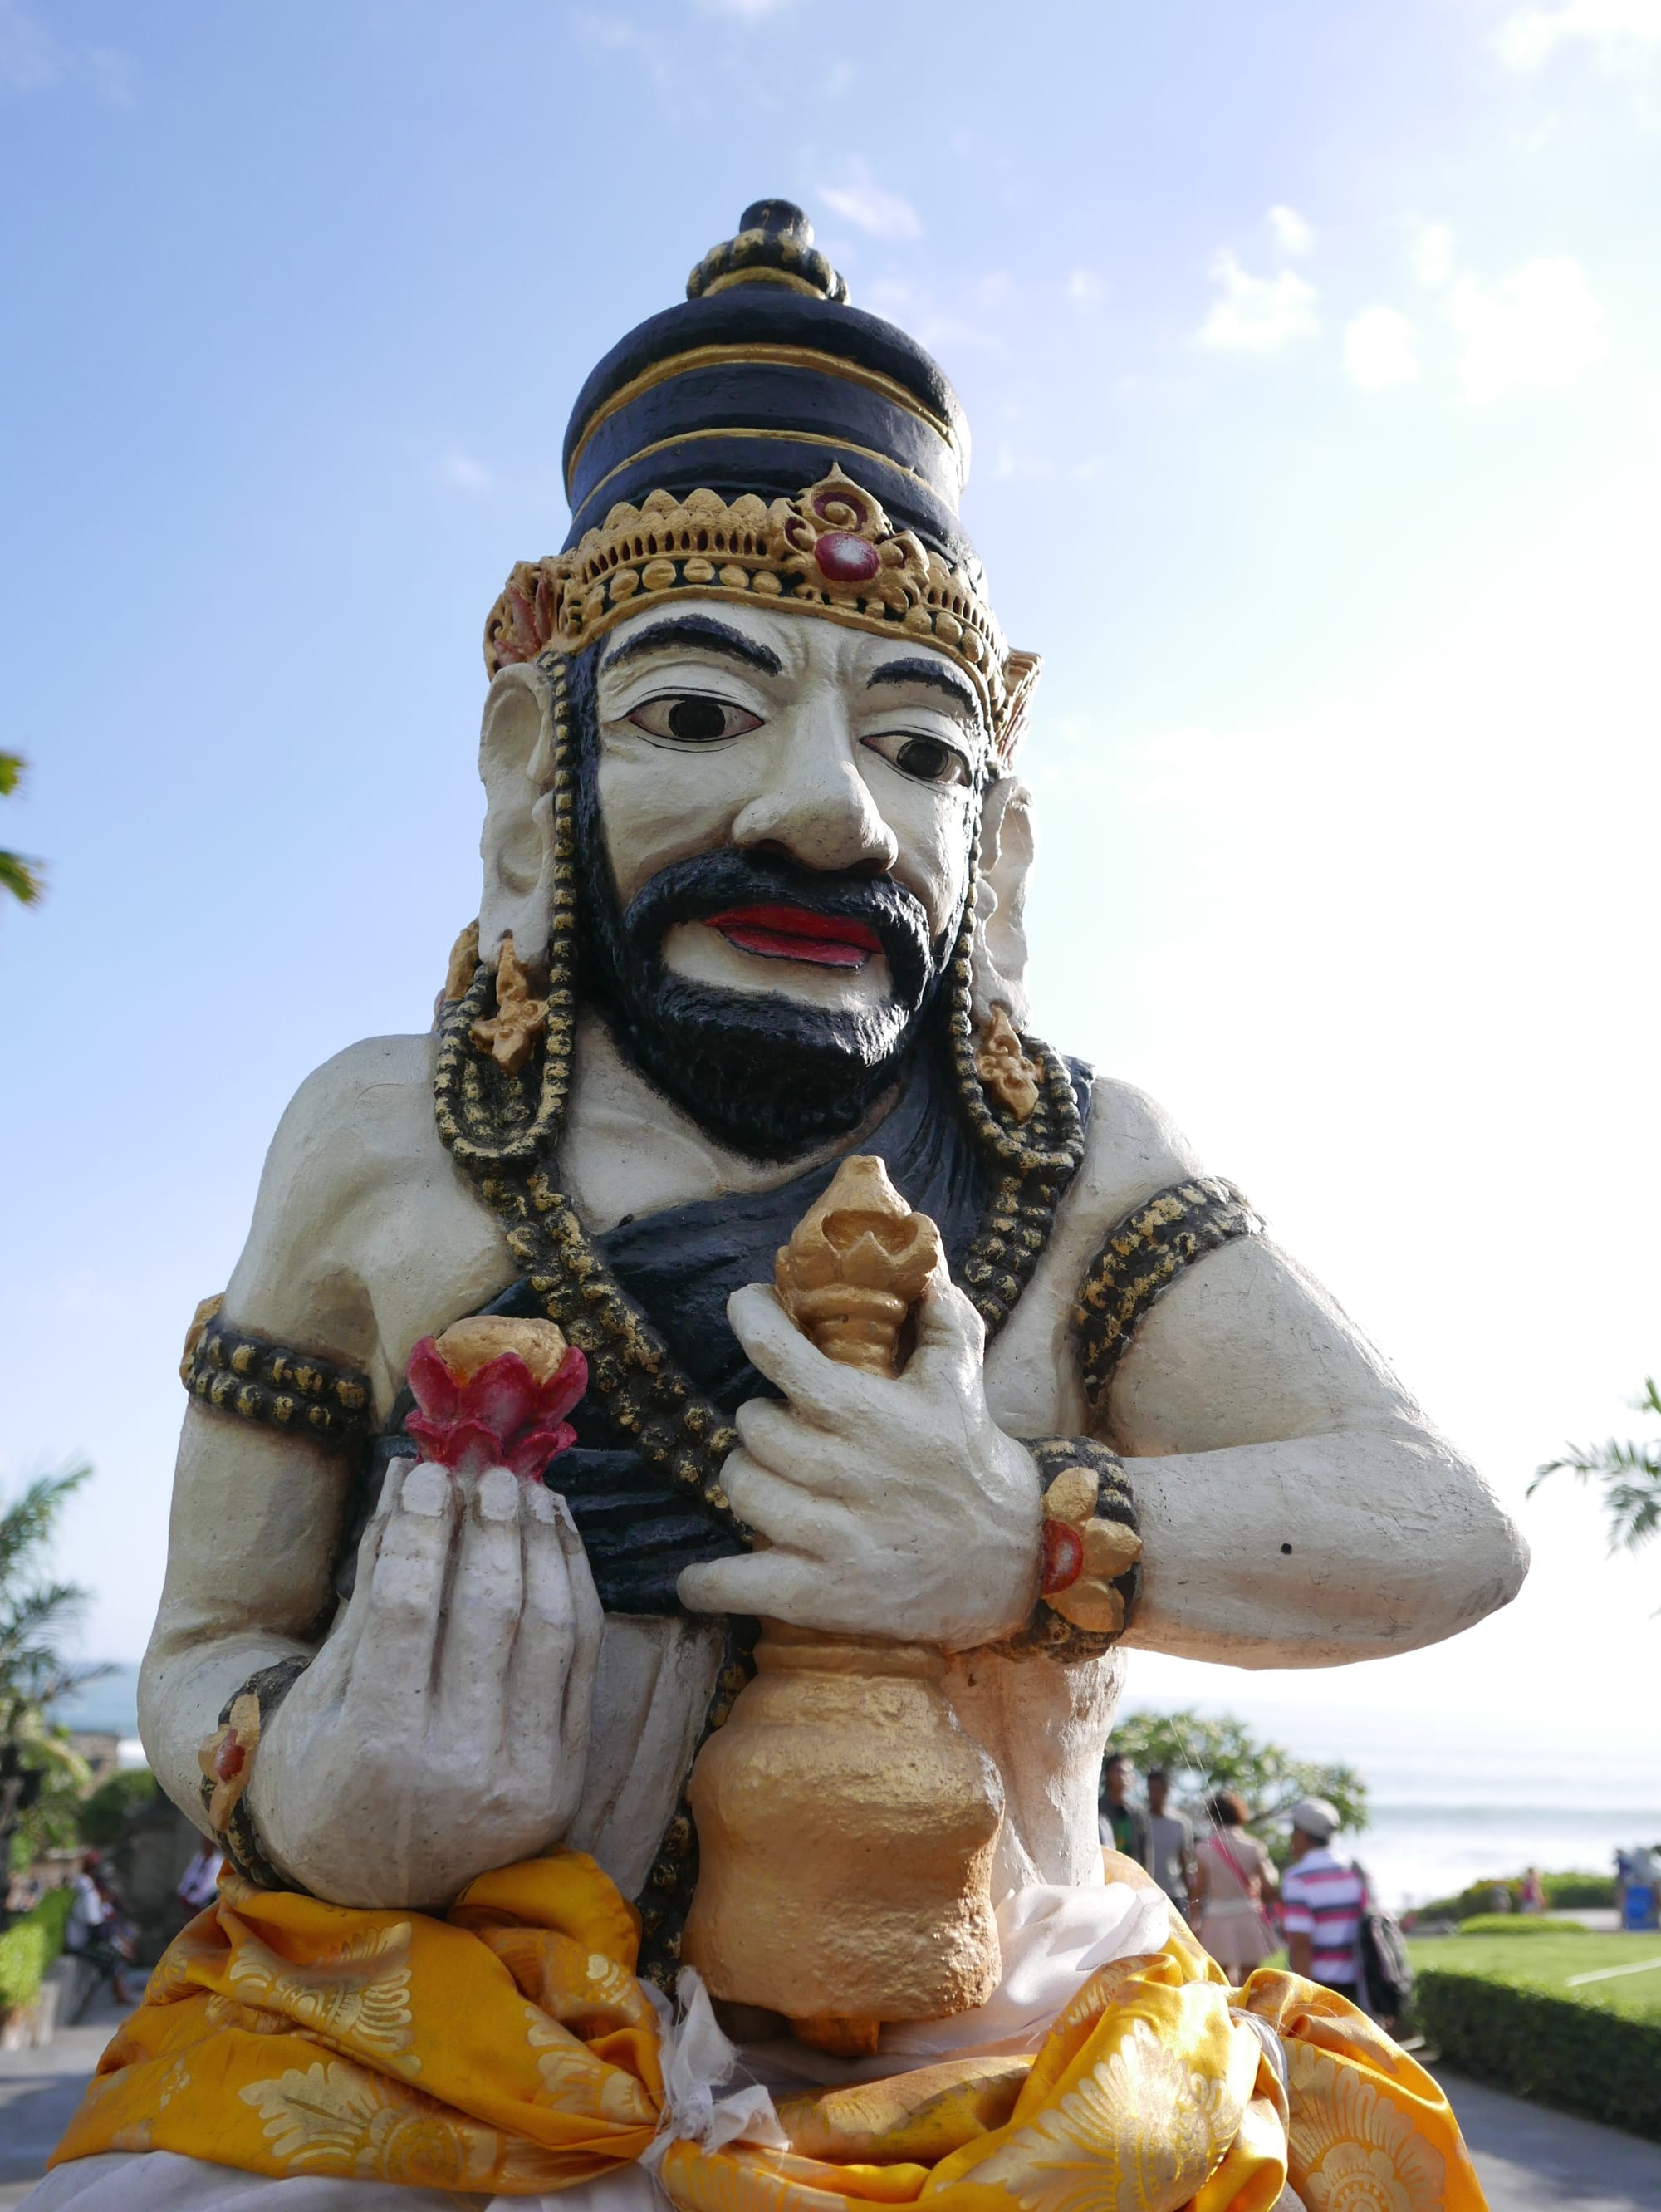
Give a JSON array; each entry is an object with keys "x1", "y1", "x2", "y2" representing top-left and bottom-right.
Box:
[{"x1": 264, "y1": 1020, "x2": 1124, "y2": 1901}]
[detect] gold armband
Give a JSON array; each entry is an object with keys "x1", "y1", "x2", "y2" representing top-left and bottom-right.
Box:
[
  {"x1": 1072, "y1": 1176, "x2": 1262, "y2": 1405},
  {"x1": 180, "y1": 1297, "x2": 373, "y2": 1446}
]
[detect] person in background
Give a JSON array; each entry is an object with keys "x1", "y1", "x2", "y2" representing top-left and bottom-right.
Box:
[
  {"x1": 176, "y1": 1842, "x2": 223, "y2": 1915},
  {"x1": 1097, "y1": 1751, "x2": 1149, "y2": 1864},
  {"x1": 1518, "y1": 1866, "x2": 1546, "y2": 1915},
  {"x1": 1193, "y1": 1790, "x2": 1279, "y2": 1979},
  {"x1": 64, "y1": 1853, "x2": 138, "y2": 2007},
  {"x1": 1281, "y1": 1797, "x2": 1369, "y2": 2011},
  {"x1": 1144, "y1": 1767, "x2": 1196, "y2": 1923}
]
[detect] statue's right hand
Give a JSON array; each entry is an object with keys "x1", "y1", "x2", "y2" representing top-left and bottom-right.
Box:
[{"x1": 245, "y1": 1457, "x2": 602, "y2": 1910}]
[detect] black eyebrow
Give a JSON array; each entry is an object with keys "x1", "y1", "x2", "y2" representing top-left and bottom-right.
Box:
[
  {"x1": 601, "y1": 614, "x2": 782, "y2": 678},
  {"x1": 865, "y1": 655, "x2": 983, "y2": 733}
]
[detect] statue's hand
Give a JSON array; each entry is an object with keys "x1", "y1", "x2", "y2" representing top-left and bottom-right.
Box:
[
  {"x1": 678, "y1": 1279, "x2": 1041, "y2": 1648},
  {"x1": 245, "y1": 1459, "x2": 603, "y2": 1910}
]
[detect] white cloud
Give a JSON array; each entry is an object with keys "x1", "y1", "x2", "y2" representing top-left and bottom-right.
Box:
[
  {"x1": 86, "y1": 45, "x2": 134, "y2": 106},
  {"x1": 1451, "y1": 256, "x2": 1609, "y2": 400},
  {"x1": 1198, "y1": 251, "x2": 1319, "y2": 354},
  {"x1": 0, "y1": 0, "x2": 61, "y2": 89},
  {"x1": 1345, "y1": 306, "x2": 1421, "y2": 390},
  {"x1": 1498, "y1": 0, "x2": 1661, "y2": 66},
  {"x1": 819, "y1": 164, "x2": 922, "y2": 240},
  {"x1": 440, "y1": 452, "x2": 493, "y2": 494},
  {"x1": 696, "y1": 0, "x2": 788, "y2": 12},
  {"x1": 1066, "y1": 268, "x2": 1103, "y2": 307},
  {"x1": 1412, "y1": 222, "x2": 1455, "y2": 286},
  {"x1": 1267, "y1": 204, "x2": 1315, "y2": 257}
]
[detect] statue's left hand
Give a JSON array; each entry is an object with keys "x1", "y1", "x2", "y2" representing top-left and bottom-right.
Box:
[{"x1": 677, "y1": 1278, "x2": 1041, "y2": 1647}]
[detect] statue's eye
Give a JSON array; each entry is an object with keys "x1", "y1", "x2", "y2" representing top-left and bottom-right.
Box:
[
  {"x1": 625, "y1": 694, "x2": 763, "y2": 743},
  {"x1": 862, "y1": 730, "x2": 972, "y2": 788}
]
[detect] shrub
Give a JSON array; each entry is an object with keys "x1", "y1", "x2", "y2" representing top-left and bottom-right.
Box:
[
  {"x1": 79, "y1": 1766, "x2": 156, "y2": 1849},
  {"x1": 1457, "y1": 1914, "x2": 1592, "y2": 1937},
  {"x1": 1545, "y1": 1874, "x2": 1618, "y2": 1910},
  {"x1": 1417, "y1": 1969, "x2": 1661, "y2": 2143},
  {"x1": 0, "y1": 1885, "x2": 73, "y2": 2016}
]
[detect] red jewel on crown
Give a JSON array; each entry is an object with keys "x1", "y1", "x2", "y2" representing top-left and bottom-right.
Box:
[{"x1": 814, "y1": 532, "x2": 881, "y2": 584}]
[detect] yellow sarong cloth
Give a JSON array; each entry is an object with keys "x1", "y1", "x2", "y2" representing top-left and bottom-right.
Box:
[{"x1": 53, "y1": 1855, "x2": 1487, "y2": 2210}]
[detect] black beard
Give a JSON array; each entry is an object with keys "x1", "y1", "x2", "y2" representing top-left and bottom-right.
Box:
[{"x1": 567, "y1": 656, "x2": 958, "y2": 1160}]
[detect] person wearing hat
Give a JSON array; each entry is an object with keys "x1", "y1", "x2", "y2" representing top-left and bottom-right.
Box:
[
  {"x1": 1281, "y1": 1795, "x2": 1370, "y2": 2009},
  {"x1": 37, "y1": 202, "x2": 1509, "y2": 2209}
]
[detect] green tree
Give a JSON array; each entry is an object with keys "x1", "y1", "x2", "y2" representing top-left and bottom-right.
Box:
[
  {"x1": 79, "y1": 1766, "x2": 157, "y2": 1850},
  {"x1": 0, "y1": 753, "x2": 44, "y2": 910},
  {"x1": 0, "y1": 1464, "x2": 105, "y2": 1874},
  {"x1": 1530, "y1": 1378, "x2": 1661, "y2": 1562},
  {"x1": 1110, "y1": 1707, "x2": 1368, "y2": 1854}
]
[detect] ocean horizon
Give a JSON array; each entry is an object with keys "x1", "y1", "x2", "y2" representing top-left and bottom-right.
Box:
[{"x1": 55, "y1": 1668, "x2": 1659, "y2": 1913}]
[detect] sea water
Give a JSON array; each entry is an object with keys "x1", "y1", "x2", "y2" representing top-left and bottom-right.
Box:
[{"x1": 1129, "y1": 1696, "x2": 1661, "y2": 1910}]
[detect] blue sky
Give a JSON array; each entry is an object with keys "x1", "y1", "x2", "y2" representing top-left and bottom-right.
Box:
[{"x1": 3, "y1": 0, "x2": 1659, "y2": 1740}]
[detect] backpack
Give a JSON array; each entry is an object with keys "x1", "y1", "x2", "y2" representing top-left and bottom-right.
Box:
[{"x1": 1353, "y1": 1862, "x2": 1414, "y2": 2017}]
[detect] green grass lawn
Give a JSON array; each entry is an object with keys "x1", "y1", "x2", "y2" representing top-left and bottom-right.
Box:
[{"x1": 1409, "y1": 1930, "x2": 1661, "y2": 2023}]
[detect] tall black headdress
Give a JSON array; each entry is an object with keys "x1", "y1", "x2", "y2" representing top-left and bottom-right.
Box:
[{"x1": 484, "y1": 201, "x2": 1039, "y2": 758}]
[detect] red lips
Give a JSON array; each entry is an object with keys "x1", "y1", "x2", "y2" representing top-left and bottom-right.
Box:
[{"x1": 704, "y1": 904, "x2": 884, "y2": 969}]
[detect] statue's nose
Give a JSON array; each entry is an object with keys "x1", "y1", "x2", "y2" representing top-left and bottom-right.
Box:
[{"x1": 730, "y1": 727, "x2": 899, "y2": 876}]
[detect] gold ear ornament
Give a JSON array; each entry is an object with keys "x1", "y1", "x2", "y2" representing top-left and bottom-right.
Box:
[
  {"x1": 974, "y1": 1005, "x2": 1041, "y2": 1124},
  {"x1": 468, "y1": 934, "x2": 548, "y2": 1077},
  {"x1": 441, "y1": 920, "x2": 481, "y2": 1005}
]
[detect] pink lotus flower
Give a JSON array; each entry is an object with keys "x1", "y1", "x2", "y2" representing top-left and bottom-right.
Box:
[{"x1": 405, "y1": 1321, "x2": 587, "y2": 1479}]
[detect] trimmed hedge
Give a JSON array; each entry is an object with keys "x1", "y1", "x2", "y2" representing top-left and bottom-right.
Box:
[
  {"x1": 0, "y1": 1886, "x2": 74, "y2": 2016},
  {"x1": 1417, "y1": 1968, "x2": 1661, "y2": 2143},
  {"x1": 1416, "y1": 1872, "x2": 1618, "y2": 1923}
]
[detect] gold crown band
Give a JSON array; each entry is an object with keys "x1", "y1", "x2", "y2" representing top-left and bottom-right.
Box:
[
  {"x1": 483, "y1": 466, "x2": 1039, "y2": 759},
  {"x1": 566, "y1": 343, "x2": 963, "y2": 488}
]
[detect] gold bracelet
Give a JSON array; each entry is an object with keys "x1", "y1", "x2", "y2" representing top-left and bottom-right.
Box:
[
  {"x1": 1002, "y1": 1437, "x2": 1142, "y2": 1660},
  {"x1": 197, "y1": 1657, "x2": 309, "y2": 1891}
]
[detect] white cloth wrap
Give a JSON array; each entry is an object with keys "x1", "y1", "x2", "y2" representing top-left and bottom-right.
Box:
[{"x1": 20, "y1": 1881, "x2": 1169, "y2": 2212}]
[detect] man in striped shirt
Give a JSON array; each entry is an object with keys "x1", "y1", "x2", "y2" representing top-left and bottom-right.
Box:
[{"x1": 1280, "y1": 1796, "x2": 1369, "y2": 2008}]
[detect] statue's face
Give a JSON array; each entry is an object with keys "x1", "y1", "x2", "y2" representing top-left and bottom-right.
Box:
[
  {"x1": 593, "y1": 598, "x2": 985, "y2": 1015},
  {"x1": 571, "y1": 596, "x2": 987, "y2": 1158}
]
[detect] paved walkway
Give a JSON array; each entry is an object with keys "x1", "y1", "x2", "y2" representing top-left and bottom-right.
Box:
[
  {"x1": 4, "y1": 2010, "x2": 1661, "y2": 2207},
  {"x1": 0, "y1": 1991, "x2": 124, "y2": 2210},
  {"x1": 1437, "y1": 2070, "x2": 1661, "y2": 2210}
]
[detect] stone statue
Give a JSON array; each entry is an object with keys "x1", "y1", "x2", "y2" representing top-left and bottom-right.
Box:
[{"x1": 35, "y1": 202, "x2": 1522, "y2": 2212}]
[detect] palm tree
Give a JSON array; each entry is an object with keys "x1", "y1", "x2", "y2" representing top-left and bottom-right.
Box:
[
  {"x1": 1530, "y1": 1378, "x2": 1661, "y2": 1560},
  {"x1": 1, "y1": 753, "x2": 43, "y2": 909},
  {"x1": 0, "y1": 1465, "x2": 105, "y2": 1876}
]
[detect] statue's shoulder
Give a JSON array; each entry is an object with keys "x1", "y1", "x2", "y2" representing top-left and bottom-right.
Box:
[
  {"x1": 1010, "y1": 1070, "x2": 1211, "y2": 1349},
  {"x1": 270, "y1": 1031, "x2": 443, "y2": 1189},
  {"x1": 228, "y1": 1032, "x2": 449, "y2": 1288},
  {"x1": 1064, "y1": 1071, "x2": 1208, "y2": 1241}
]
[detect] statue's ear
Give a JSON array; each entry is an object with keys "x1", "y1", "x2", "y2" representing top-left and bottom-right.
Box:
[
  {"x1": 478, "y1": 662, "x2": 559, "y2": 970},
  {"x1": 971, "y1": 777, "x2": 1037, "y2": 1030}
]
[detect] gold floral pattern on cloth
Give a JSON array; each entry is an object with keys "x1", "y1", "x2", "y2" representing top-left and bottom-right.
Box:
[
  {"x1": 1285, "y1": 2043, "x2": 1448, "y2": 2210},
  {"x1": 227, "y1": 1920, "x2": 418, "y2": 2073},
  {"x1": 50, "y1": 1854, "x2": 1487, "y2": 2210}
]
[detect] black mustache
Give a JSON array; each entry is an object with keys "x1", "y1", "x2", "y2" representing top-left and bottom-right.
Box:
[{"x1": 619, "y1": 847, "x2": 938, "y2": 1002}]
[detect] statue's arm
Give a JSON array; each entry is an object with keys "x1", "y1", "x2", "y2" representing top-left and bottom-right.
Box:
[
  {"x1": 139, "y1": 1038, "x2": 603, "y2": 1909},
  {"x1": 138, "y1": 1044, "x2": 389, "y2": 1836},
  {"x1": 1081, "y1": 1088, "x2": 1529, "y2": 1665}
]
